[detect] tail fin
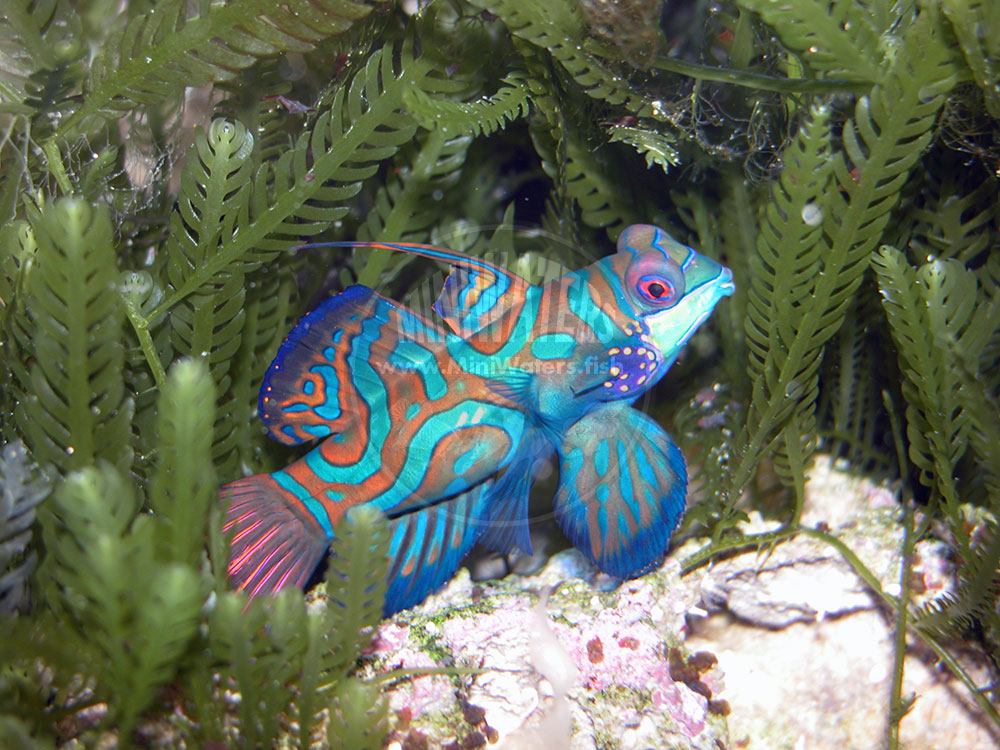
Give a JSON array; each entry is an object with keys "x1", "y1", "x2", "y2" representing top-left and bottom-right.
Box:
[{"x1": 221, "y1": 475, "x2": 330, "y2": 598}]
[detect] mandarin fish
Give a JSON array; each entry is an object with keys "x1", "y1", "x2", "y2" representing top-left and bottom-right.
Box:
[{"x1": 220, "y1": 224, "x2": 734, "y2": 615}]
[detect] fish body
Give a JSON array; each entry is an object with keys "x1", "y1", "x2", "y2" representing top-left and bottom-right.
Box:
[{"x1": 221, "y1": 225, "x2": 734, "y2": 614}]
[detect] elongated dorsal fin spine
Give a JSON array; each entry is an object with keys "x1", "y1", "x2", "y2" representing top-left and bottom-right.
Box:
[{"x1": 294, "y1": 240, "x2": 533, "y2": 336}]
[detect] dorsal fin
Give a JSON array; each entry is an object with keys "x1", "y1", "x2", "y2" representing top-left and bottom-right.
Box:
[
  {"x1": 294, "y1": 240, "x2": 533, "y2": 337},
  {"x1": 259, "y1": 285, "x2": 450, "y2": 445}
]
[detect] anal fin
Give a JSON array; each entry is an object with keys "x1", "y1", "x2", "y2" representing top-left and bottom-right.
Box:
[{"x1": 383, "y1": 481, "x2": 493, "y2": 615}]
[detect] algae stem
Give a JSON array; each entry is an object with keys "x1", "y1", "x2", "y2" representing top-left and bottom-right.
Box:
[
  {"x1": 681, "y1": 526, "x2": 799, "y2": 574},
  {"x1": 793, "y1": 526, "x2": 1000, "y2": 731},
  {"x1": 887, "y1": 500, "x2": 915, "y2": 750},
  {"x1": 122, "y1": 296, "x2": 166, "y2": 388},
  {"x1": 583, "y1": 40, "x2": 871, "y2": 96},
  {"x1": 648, "y1": 54, "x2": 871, "y2": 95}
]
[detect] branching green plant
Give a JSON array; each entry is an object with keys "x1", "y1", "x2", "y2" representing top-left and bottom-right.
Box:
[
  {"x1": 13, "y1": 198, "x2": 133, "y2": 475},
  {"x1": 0, "y1": 441, "x2": 48, "y2": 615},
  {"x1": 40, "y1": 461, "x2": 203, "y2": 742},
  {"x1": 943, "y1": 0, "x2": 1000, "y2": 118},
  {"x1": 724, "y1": 4, "x2": 960, "y2": 517},
  {"x1": 737, "y1": 0, "x2": 886, "y2": 83},
  {"x1": 50, "y1": 0, "x2": 381, "y2": 141}
]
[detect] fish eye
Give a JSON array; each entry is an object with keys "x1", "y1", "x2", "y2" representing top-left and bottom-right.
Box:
[
  {"x1": 624, "y1": 251, "x2": 686, "y2": 311},
  {"x1": 638, "y1": 276, "x2": 674, "y2": 302}
]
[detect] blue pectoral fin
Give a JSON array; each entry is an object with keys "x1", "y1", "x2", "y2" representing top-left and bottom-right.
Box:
[
  {"x1": 484, "y1": 368, "x2": 537, "y2": 412},
  {"x1": 382, "y1": 481, "x2": 494, "y2": 615},
  {"x1": 554, "y1": 403, "x2": 687, "y2": 579},
  {"x1": 260, "y1": 285, "x2": 451, "y2": 445}
]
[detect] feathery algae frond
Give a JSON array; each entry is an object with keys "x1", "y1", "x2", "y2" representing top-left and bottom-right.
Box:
[
  {"x1": 18, "y1": 199, "x2": 133, "y2": 474},
  {"x1": 54, "y1": 0, "x2": 379, "y2": 139}
]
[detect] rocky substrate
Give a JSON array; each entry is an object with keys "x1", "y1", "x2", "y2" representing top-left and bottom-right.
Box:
[{"x1": 365, "y1": 455, "x2": 998, "y2": 750}]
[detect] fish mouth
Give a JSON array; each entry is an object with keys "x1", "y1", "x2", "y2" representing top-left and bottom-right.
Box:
[
  {"x1": 718, "y1": 267, "x2": 735, "y2": 296},
  {"x1": 645, "y1": 267, "x2": 735, "y2": 355}
]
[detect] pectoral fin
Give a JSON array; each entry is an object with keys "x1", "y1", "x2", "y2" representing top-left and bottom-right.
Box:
[{"x1": 554, "y1": 402, "x2": 687, "y2": 579}]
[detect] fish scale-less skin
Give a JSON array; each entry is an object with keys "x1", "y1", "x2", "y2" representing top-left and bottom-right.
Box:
[
  {"x1": 258, "y1": 287, "x2": 527, "y2": 528},
  {"x1": 221, "y1": 225, "x2": 734, "y2": 615}
]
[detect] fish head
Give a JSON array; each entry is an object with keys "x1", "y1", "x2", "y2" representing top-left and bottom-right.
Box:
[{"x1": 614, "y1": 224, "x2": 734, "y2": 370}]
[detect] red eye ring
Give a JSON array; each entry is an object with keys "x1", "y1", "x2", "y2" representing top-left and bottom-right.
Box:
[{"x1": 638, "y1": 275, "x2": 675, "y2": 302}]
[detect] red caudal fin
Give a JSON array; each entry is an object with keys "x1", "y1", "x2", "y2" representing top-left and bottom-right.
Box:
[{"x1": 221, "y1": 475, "x2": 330, "y2": 598}]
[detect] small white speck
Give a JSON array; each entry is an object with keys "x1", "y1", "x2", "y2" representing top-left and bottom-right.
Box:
[
  {"x1": 868, "y1": 661, "x2": 889, "y2": 684},
  {"x1": 801, "y1": 202, "x2": 823, "y2": 226}
]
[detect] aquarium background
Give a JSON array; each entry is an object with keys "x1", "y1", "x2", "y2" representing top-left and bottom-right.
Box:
[{"x1": 1, "y1": 0, "x2": 998, "y2": 746}]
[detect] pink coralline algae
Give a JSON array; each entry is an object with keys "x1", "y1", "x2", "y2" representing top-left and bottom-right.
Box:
[
  {"x1": 363, "y1": 554, "x2": 724, "y2": 747},
  {"x1": 369, "y1": 623, "x2": 454, "y2": 716},
  {"x1": 545, "y1": 608, "x2": 709, "y2": 737},
  {"x1": 547, "y1": 586, "x2": 710, "y2": 738},
  {"x1": 369, "y1": 622, "x2": 410, "y2": 654},
  {"x1": 549, "y1": 613, "x2": 663, "y2": 691},
  {"x1": 438, "y1": 597, "x2": 537, "y2": 652},
  {"x1": 649, "y1": 663, "x2": 708, "y2": 738}
]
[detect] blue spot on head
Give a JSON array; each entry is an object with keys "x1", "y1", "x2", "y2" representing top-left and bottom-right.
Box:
[
  {"x1": 323, "y1": 346, "x2": 337, "y2": 361},
  {"x1": 406, "y1": 403, "x2": 420, "y2": 419},
  {"x1": 303, "y1": 380, "x2": 315, "y2": 395}
]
